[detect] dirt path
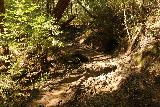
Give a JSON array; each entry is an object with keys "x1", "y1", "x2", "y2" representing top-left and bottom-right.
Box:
[
  {"x1": 26, "y1": 48, "x2": 132, "y2": 107},
  {"x1": 26, "y1": 6, "x2": 160, "y2": 107}
]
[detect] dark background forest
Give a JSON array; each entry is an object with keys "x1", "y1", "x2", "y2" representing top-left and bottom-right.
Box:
[{"x1": 0, "y1": 0, "x2": 160, "y2": 107}]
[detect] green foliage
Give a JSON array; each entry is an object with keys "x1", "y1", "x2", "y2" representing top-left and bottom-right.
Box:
[
  {"x1": 0, "y1": 0, "x2": 64, "y2": 106},
  {"x1": 1, "y1": 0, "x2": 61, "y2": 47}
]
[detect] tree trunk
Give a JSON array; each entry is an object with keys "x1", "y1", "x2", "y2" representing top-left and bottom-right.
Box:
[
  {"x1": 46, "y1": 0, "x2": 52, "y2": 17},
  {"x1": 53, "y1": 0, "x2": 71, "y2": 22},
  {"x1": 0, "y1": 0, "x2": 5, "y2": 33}
]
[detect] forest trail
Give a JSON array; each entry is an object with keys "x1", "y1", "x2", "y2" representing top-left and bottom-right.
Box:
[
  {"x1": 27, "y1": 43, "x2": 131, "y2": 107},
  {"x1": 1, "y1": 1, "x2": 160, "y2": 107},
  {"x1": 27, "y1": 9, "x2": 160, "y2": 106},
  {"x1": 26, "y1": 23, "x2": 132, "y2": 107}
]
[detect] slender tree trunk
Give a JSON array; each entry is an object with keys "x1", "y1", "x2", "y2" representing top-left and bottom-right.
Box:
[
  {"x1": 46, "y1": 0, "x2": 51, "y2": 17},
  {"x1": 0, "y1": 0, "x2": 5, "y2": 33}
]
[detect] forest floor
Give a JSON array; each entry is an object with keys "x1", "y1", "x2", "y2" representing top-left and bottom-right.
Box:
[
  {"x1": 26, "y1": 39, "x2": 118, "y2": 106},
  {"x1": 27, "y1": 21, "x2": 159, "y2": 107},
  {"x1": 26, "y1": 9, "x2": 160, "y2": 106},
  {"x1": 27, "y1": 43, "x2": 127, "y2": 107}
]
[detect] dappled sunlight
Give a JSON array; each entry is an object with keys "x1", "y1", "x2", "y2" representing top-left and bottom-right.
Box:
[{"x1": 82, "y1": 72, "x2": 125, "y2": 93}]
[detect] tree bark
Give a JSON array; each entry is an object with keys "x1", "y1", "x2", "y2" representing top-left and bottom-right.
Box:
[
  {"x1": 53, "y1": 0, "x2": 71, "y2": 22},
  {"x1": 0, "y1": 0, "x2": 5, "y2": 33}
]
